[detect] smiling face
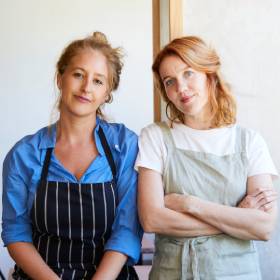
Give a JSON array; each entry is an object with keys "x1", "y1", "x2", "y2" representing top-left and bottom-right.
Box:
[
  {"x1": 57, "y1": 49, "x2": 109, "y2": 119},
  {"x1": 159, "y1": 55, "x2": 211, "y2": 126}
]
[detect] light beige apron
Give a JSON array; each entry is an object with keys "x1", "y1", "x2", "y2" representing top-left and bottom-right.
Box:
[{"x1": 149, "y1": 122, "x2": 261, "y2": 280}]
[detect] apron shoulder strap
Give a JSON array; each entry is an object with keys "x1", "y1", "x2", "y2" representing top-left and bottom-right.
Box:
[
  {"x1": 234, "y1": 125, "x2": 247, "y2": 153},
  {"x1": 40, "y1": 148, "x2": 53, "y2": 181},
  {"x1": 156, "y1": 121, "x2": 176, "y2": 149},
  {"x1": 98, "y1": 126, "x2": 117, "y2": 178}
]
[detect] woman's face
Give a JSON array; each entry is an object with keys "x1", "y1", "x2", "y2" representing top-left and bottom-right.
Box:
[
  {"x1": 159, "y1": 55, "x2": 211, "y2": 124},
  {"x1": 57, "y1": 49, "x2": 109, "y2": 119}
]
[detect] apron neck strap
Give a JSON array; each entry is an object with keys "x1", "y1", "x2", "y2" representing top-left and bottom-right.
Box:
[
  {"x1": 98, "y1": 126, "x2": 117, "y2": 178},
  {"x1": 40, "y1": 148, "x2": 53, "y2": 181},
  {"x1": 157, "y1": 121, "x2": 176, "y2": 148}
]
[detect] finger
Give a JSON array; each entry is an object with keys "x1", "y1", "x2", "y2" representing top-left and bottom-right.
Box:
[
  {"x1": 250, "y1": 188, "x2": 276, "y2": 197},
  {"x1": 250, "y1": 188, "x2": 269, "y2": 196},
  {"x1": 255, "y1": 191, "x2": 278, "y2": 202},
  {"x1": 260, "y1": 201, "x2": 276, "y2": 212},
  {"x1": 256, "y1": 193, "x2": 278, "y2": 205},
  {"x1": 257, "y1": 195, "x2": 278, "y2": 207},
  {"x1": 254, "y1": 194, "x2": 277, "y2": 209},
  {"x1": 242, "y1": 192, "x2": 277, "y2": 209},
  {"x1": 255, "y1": 190, "x2": 277, "y2": 203}
]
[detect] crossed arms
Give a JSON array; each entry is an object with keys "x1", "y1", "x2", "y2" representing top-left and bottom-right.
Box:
[{"x1": 138, "y1": 167, "x2": 278, "y2": 240}]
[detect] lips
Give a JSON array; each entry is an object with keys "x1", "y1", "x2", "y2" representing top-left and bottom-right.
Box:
[
  {"x1": 74, "y1": 95, "x2": 91, "y2": 103},
  {"x1": 180, "y1": 95, "x2": 193, "y2": 103}
]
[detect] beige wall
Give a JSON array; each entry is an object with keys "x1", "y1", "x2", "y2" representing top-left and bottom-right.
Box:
[
  {"x1": 183, "y1": 0, "x2": 280, "y2": 278},
  {"x1": 0, "y1": 0, "x2": 153, "y2": 277}
]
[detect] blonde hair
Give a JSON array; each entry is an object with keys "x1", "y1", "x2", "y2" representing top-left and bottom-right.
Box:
[
  {"x1": 55, "y1": 31, "x2": 123, "y2": 118},
  {"x1": 152, "y1": 36, "x2": 236, "y2": 128}
]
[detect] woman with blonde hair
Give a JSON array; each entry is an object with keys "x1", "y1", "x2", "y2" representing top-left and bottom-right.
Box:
[
  {"x1": 2, "y1": 31, "x2": 141, "y2": 280},
  {"x1": 136, "y1": 36, "x2": 278, "y2": 279}
]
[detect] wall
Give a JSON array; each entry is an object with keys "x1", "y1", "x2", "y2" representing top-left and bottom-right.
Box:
[
  {"x1": 183, "y1": 0, "x2": 280, "y2": 278},
  {"x1": 0, "y1": 0, "x2": 153, "y2": 277},
  {"x1": 183, "y1": 0, "x2": 280, "y2": 171}
]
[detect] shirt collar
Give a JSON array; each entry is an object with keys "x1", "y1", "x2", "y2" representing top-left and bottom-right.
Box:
[
  {"x1": 39, "y1": 123, "x2": 56, "y2": 149},
  {"x1": 94, "y1": 116, "x2": 106, "y2": 156},
  {"x1": 38, "y1": 118, "x2": 106, "y2": 156}
]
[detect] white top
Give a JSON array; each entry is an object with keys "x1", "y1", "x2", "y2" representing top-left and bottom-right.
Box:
[{"x1": 135, "y1": 122, "x2": 278, "y2": 178}]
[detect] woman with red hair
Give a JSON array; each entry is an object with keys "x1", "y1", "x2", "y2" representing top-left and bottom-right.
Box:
[{"x1": 136, "y1": 36, "x2": 278, "y2": 279}]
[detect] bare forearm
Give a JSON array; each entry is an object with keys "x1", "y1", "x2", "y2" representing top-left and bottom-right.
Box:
[
  {"x1": 138, "y1": 168, "x2": 220, "y2": 237},
  {"x1": 187, "y1": 196, "x2": 277, "y2": 240},
  {"x1": 92, "y1": 251, "x2": 127, "y2": 280},
  {"x1": 140, "y1": 206, "x2": 221, "y2": 237},
  {"x1": 7, "y1": 242, "x2": 59, "y2": 280}
]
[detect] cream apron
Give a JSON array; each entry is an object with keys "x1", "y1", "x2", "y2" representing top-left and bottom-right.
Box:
[{"x1": 149, "y1": 122, "x2": 261, "y2": 280}]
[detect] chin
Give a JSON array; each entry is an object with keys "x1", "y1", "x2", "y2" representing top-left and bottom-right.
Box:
[{"x1": 64, "y1": 108, "x2": 95, "y2": 118}]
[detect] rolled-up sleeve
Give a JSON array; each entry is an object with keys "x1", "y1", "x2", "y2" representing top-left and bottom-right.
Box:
[
  {"x1": 2, "y1": 148, "x2": 33, "y2": 246},
  {"x1": 104, "y1": 128, "x2": 143, "y2": 265}
]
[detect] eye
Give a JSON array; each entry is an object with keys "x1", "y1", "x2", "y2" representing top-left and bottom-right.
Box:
[
  {"x1": 93, "y1": 79, "x2": 103, "y2": 86},
  {"x1": 184, "y1": 70, "x2": 194, "y2": 78},
  {"x1": 164, "y1": 78, "x2": 175, "y2": 87},
  {"x1": 73, "y1": 72, "x2": 84, "y2": 79}
]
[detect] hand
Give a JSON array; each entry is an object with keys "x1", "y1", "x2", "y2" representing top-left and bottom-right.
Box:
[
  {"x1": 164, "y1": 193, "x2": 190, "y2": 212},
  {"x1": 238, "y1": 188, "x2": 278, "y2": 212}
]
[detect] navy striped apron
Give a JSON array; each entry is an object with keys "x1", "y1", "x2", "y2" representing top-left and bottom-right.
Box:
[{"x1": 13, "y1": 127, "x2": 138, "y2": 280}]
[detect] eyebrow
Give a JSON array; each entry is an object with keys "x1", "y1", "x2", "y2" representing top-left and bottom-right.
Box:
[
  {"x1": 162, "y1": 76, "x2": 172, "y2": 82},
  {"x1": 72, "y1": 67, "x2": 107, "y2": 79},
  {"x1": 162, "y1": 66, "x2": 191, "y2": 81}
]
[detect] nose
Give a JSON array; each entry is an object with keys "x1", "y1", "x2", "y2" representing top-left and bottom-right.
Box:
[
  {"x1": 177, "y1": 77, "x2": 189, "y2": 94},
  {"x1": 82, "y1": 77, "x2": 93, "y2": 93}
]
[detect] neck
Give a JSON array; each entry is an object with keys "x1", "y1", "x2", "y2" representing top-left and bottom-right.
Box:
[
  {"x1": 184, "y1": 118, "x2": 212, "y2": 130},
  {"x1": 56, "y1": 113, "x2": 97, "y2": 146},
  {"x1": 183, "y1": 111, "x2": 212, "y2": 130}
]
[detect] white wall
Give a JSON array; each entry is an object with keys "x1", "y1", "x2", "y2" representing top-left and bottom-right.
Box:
[
  {"x1": 183, "y1": 0, "x2": 280, "y2": 278},
  {"x1": 0, "y1": 0, "x2": 153, "y2": 276},
  {"x1": 183, "y1": 0, "x2": 280, "y2": 172}
]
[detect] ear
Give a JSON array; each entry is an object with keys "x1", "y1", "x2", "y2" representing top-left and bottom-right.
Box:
[
  {"x1": 57, "y1": 73, "x2": 62, "y2": 90},
  {"x1": 104, "y1": 90, "x2": 112, "y2": 103}
]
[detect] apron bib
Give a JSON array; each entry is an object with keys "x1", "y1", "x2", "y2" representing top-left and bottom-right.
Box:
[{"x1": 149, "y1": 122, "x2": 261, "y2": 280}]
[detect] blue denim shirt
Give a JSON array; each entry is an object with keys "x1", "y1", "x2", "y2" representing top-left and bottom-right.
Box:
[{"x1": 2, "y1": 117, "x2": 142, "y2": 264}]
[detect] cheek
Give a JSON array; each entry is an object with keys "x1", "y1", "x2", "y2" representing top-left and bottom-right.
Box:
[
  {"x1": 100, "y1": 89, "x2": 109, "y2": 102},
  {"x1": 103, "y1": 87, "x2": 109, "y2": 97},
  {"x1": 196, "y1": 78, "x2": 208, "y2": 96},
  {"x1": 165, "y1": 88, "x2": 176, "y2": 101},
  {"x1": 58, "y1": 78, "x2": 69, "y2": 93}
]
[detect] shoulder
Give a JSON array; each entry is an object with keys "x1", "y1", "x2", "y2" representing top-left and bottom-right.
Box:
[
  {"x1": 2, "y1": 126, "x2": 50, "y2": 183},
  {"x1": 3, "y1": 126, "x2": 48, "y2": 167},
  {"x1": 138, "y1": 122, "x2": 167, "y2": 153},
  {"x1": 237, "y1": 125, "x2": 258, "y2": 136},
  {"x1": 100, "y1": 119, "x2": 137, "y2": 143},
  {"x1": 139, "y1": 122, "x2": 165, "y2": 141},
  {"x1": 237, "y1": 126, "x2": 278, "y2": 177},
  {"x1": 239, "y1": 126, "x2": 272, "y2": 157},
  {"x1": 98, "y1": 120, "x2": 138, "y2": 160},
  {"x1": 136, "y1": 122, "x2": 167, "y2": 173},
  {"x1": 237, "y1": 125, "x2": 266, "y2": 148},
  {"x1": 217, "y1": 125, "x2": 266, "y2": 154}
]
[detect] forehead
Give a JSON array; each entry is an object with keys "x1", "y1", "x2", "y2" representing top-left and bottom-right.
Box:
[
  {"x1": 159, "y1": 55, "x2": 189, "y2": 77},
  {"x1": 68, "y1": 49, "x2": 109, "y2": 77}
]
